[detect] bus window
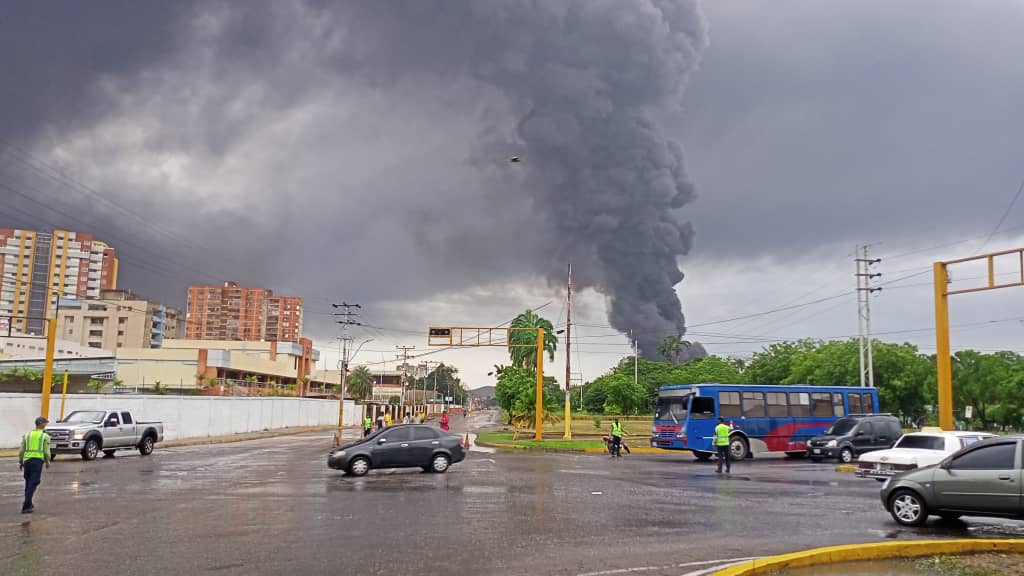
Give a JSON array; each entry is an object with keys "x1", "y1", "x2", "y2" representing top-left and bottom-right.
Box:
[
  {"x1": 833, "y1": 394, "x2": 845, "y2": 417},
  {"x1": 719, "y1": 391, "x2": 741, "y2": 418},
  {"x1": 690, "y1": 397, "x2": 715, "y2": 419},
  {"x1": 742, "y1": 391, "x2": 766, "y2": 418},
  {"x1": 811, "y1": 393, "x2": 833, "y2": 417},
  {"x1": 790, "y1": 393, "x2": 810, "y2": 417},
  {"x1": 848, "y1": 393, "x2": 862, "y2": 414},
  {"x1": 655, "y1": 397, "x2": 688, "y2": 422},
  {"x1": 766, "y1": 392, "x2": 788, "y2": 417},
  {"x1": 861, "y1": 393, "x2": 876, "y2": 412}
]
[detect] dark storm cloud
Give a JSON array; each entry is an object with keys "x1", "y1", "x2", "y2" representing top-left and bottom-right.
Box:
[{"x1": 0, "y1": 0, "x2": 709, "y2": 358}]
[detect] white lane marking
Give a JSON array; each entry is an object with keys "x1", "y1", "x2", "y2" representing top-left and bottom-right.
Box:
[
  {"x1": 679, "y1": 559, "x2": 760, "y2": 576},
  {"x1": 577, "y1": 557, "x2": 759, "y2": 576}
]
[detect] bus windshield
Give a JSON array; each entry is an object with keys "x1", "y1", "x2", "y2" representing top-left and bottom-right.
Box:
[{"x1": 655, "y1": 396, "x2": 690, "y2": 422}]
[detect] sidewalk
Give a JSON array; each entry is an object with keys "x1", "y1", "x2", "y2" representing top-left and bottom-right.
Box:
[{"x1": 0, "y1": 425, "x2": 358, "y2": 458}]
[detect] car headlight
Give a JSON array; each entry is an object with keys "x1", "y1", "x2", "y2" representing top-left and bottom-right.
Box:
[
  {"x1": 332, "y1": 450, "x2": 346, "y2": 457},
  {"x1": 72, "y1": 430, "x2": 86, "y2": 440},
  {"x1": 826, "y1": 440, "x2": 837, "y2": 448}
]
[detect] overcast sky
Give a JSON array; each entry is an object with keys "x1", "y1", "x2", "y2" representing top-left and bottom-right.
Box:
[{"x1": 2, "y1": 1, "x2": 1023, "y2": 390}]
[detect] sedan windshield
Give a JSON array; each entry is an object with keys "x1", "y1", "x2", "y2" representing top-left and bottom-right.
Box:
[
  {"x1": 62, "y1": 411, "x2": 106, "y2": 424},
  {"x1": 826, "y1": 419, "x2": 857, "y2": 436},
  {"x1": 894, "y1": 435, "x2": 946, "y2": 451}
]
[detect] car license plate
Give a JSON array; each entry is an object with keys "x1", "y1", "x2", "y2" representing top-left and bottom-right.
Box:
[{"x1": 812, "y1": 448, "x2": 821, "y2": 454}]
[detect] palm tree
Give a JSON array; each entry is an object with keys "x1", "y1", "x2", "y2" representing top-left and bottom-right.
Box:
[
  {"x1": 347, "y1": 366, "x2": 374, "y2": 401},
  {"x1": 152, "y1": 381, "x2": 168, "y2": 395},
  {"x1": 87, "y1": 378, "x2": 108, "y2": 394},
  {"x1": 508, "y1": 309, "x2": 558, "y2": 370}
]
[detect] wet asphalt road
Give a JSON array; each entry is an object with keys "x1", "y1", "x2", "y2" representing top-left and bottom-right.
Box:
[{"x1": 2, "y1": 412, "x2": 1022, "y2": 576}]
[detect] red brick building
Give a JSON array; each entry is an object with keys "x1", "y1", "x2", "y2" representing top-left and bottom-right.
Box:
[{"x1": 186, "y1": 282, "x2": 303, "y2": 342}]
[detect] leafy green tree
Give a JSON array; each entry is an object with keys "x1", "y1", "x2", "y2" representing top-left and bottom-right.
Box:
[
  {"x1": 346, "y1": 366, "x2": 374, "y2": 401},
  {"x1": 744, "y1": 340, "x2": 817, "y2": 384},
  {"x1": 87, "y1": 379, "x2": 108, "y2": 393},
  {"x1": 388, "y1": 394, "x2": 401, "y2": 405},
  {"x1": 152, "y1": 381, "x2": 168, "y2": 395},
  {"x1": 508, "y1": 309, "x2": 558, "y2": 369},
  {"x1": 494, "y1": 366, "x2": 560, "y2": 428},
  {"x1": 657, "y1": 335, "x2": 683, "y2": 363}
]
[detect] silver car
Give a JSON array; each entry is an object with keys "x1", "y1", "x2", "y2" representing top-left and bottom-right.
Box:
[{"x1": 880, "y1": 435, "x2": 1023, "y2": 526}]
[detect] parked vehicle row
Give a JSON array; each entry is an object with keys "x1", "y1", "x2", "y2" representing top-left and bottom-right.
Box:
[{"x1": 857, "y1": 430, "x2": 995, "y2": 480}]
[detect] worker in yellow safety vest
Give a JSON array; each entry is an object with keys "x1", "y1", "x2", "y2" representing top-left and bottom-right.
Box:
[
  {"x1": 19, "y1": 416, "x2": 51, "y2": 514},
  {"x1": 363, "y1": 416, "x2": 373, "y2": 437},
  {"x1": 714, "y1": 417, "x2": 731, "y2": 474}
]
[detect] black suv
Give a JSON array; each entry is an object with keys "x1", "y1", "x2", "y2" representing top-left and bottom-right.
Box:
[{"x1": 807, "y1": 414, "x2": 901, "y2": 463}]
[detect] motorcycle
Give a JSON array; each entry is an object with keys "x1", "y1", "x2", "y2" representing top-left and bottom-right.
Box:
[{"x1": 603, "y1": 435, "x2": 631, "y2": 456}]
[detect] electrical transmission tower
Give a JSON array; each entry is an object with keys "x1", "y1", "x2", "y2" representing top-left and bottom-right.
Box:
[{"x1": 855, "y1": 246, "x2": 882, "y2": 388}]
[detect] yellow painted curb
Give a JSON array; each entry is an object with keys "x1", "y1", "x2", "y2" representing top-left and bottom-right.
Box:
[
  {"x1": 835, "y1": 464, "x2": 857, "y2": 472},
  {"x1": 713, "y1": 539, "x2": 1024, "y2": 576}
]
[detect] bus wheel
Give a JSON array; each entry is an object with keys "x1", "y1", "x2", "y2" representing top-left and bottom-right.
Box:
[
  {"x1": 693, "y1": 451, "x2": 713, "y2": 462},
  {"x1": 729, "y1": 436, "x2": 749, "y2": 461}
]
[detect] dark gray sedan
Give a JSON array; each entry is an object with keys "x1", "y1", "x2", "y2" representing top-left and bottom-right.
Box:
[
  {"x1": 327, "y1": 424, "x2": 466, "y2": 476},
  {"x1": 880, "y1": 435, "x2": 1023, "y2": 526}
]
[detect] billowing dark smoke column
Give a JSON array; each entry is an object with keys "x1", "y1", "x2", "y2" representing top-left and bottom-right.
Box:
[{"x1": 462, "y1": 1, "x2": 711, "y2": 361}]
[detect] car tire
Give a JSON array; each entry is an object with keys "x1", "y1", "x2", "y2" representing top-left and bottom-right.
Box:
[
  {"x1": 729, "y1": 436, "x2": 749, "y2": 461},
  {"x1": 81, "y1": 439, "x2": 100, "y2": 461},
  {"x1": 348, "y1": 457, "x2": 370, "y2": 477},
  {"x1": 890, "y1": 489, "x2": 929, "y2": 527},
  {"x1": 138, "y1": 435, "x2": 155, "y2": 456},
  {"x1": 784, "y1": 451, "x2": 807, "y2": 459},
  {"x1": 430, "y1": 454, "x2": 451, "y2": 473},
  {"x1": 693, "y1": 451, "x2": 713, "y2": 462},
  {"x1": 839, "y1": 447, "x2": 855, "y2": 464},
  {"x1": 103, "y1": 450, "x2": 116, "y2": 458}
]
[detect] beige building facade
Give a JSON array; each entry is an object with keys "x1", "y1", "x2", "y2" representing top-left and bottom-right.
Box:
[{"x1": 56, "y1": 289, "x2": 180, "y2": 350}]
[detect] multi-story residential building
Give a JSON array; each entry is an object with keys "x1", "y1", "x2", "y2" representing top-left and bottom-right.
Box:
[
  {"x1": 56, "y1": 289, "x2": 181, "y2": 350},
  {"x1": 186, "y1": 281, "x2": 302, "y2": 342},
  {"x1": 0, "y1": 228, "x2": 117, "y2": 335},
  {"x1": 266, "y1": 295, "x2": 303, "y2": 342}
]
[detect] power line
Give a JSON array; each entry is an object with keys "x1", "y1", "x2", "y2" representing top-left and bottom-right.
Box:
[{"x1": 977, "y1": 175, "x2": 1024, "y2": 254}]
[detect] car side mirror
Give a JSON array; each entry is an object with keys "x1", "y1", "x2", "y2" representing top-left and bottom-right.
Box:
[
  {"x1": 377, "y1": 438, "x2": 387, "y2": 444},
  {"x1": 940, "y1": 458, "x2": 952, "y2": 470}
]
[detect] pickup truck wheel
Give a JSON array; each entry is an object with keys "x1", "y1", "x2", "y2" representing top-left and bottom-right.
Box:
[
  {"x1": 82, "y1": 439, "x2": 100, "y2": 461},
  {"x1": 138, "y1": 435, "x2": 155, "y2": 456},
  {"x1": 103, "y1": 450, "x2": 116, "y2": 458}
]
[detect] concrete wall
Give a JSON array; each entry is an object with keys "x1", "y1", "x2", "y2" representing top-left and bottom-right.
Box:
[{"x1": 0, "y1": 394, "x2": 363, "y2": 448}]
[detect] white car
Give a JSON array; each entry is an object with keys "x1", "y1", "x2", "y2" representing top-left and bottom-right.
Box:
[{"x1": 855, "y1": 430, "x2": 994, "y2": 481}]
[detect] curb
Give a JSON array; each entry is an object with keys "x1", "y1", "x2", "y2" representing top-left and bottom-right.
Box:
[
  {"x1": 835, "y1": 464, "x2": 858, "y2": 473},
  {"x1": 0, "y1": 425, "x2": 347, "y2": 458},
  {"x1": 712, "y1": 539, "x2": 1024, "y2": 576}
]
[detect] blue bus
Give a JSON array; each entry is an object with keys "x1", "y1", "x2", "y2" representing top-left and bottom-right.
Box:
[{"x1": 650, "y1": 384, "x2": 880, "y2": 460}]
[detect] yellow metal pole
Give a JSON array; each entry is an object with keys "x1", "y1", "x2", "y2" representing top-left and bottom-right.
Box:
[
  {"x1": 934, "y1": 262, "x2": 954, "y2": 430},
  {"x1": 535, "y1": 327, "x2": 544, "y2": 442},
  {"x1": 564, "y1": 390, "x2": 572, "y2": 440},
  {"x1": 40, "y1": 318, "x2": 57, "y2": 420},
  {"x1": 59, "y1": 371, "x2": 69, "y2": 421}
]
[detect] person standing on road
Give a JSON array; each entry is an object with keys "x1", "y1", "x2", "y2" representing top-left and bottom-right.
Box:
[
  {"x1": 384, "y1": 411, "x2": 393, "y2": 428},
  {"x1": 19, "y1": 416, "x2": 51, "y2": 514},
  {"x1": 376, "y1": 412, "x2": 385, "y2": 431},
  {"x1": 440, "y1": 411, "x2": 450, "y2": 432},
  {"x1": 364, "y1": 416, "x2": 373, "y2": 437},
  {"x1": 714, "y1": 417, "x2": 731, "y2": 474},
  {"x1": 402, "y1": 413, "x2": 410, "y2": 424}
]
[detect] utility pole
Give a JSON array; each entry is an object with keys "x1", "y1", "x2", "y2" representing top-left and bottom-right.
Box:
[
  {"x1": 332, "y1": 302, "x2": 361, "y2": 428},
  {"x1": 855, "y1": 246, "x2": 882, "y2": 388},
  {"x1": 396, "y1": 345, "x2": 416, "y2": 409},
  {"x1": 564, "y1": 263, "x2": 572, "y2": 440}
]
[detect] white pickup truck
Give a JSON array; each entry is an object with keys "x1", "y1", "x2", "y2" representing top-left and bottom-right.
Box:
[
  {"x1": 45, "y1": 409, "x2": 164, "y2": 461},
  {"x1": 855, "y1": 429, "x2": 994, "y2": 481}
]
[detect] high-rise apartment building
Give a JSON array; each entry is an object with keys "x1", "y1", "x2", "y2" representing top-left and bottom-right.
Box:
[
  {"x1": 0, "y1": 228, "x2": 117, "y2": 335},
  {"x1": 186, "y1": 282, "x2": 302, "y2": 342},
  {"x1": 57, "y1": 289, "x2": 181, "y2": 350}
]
